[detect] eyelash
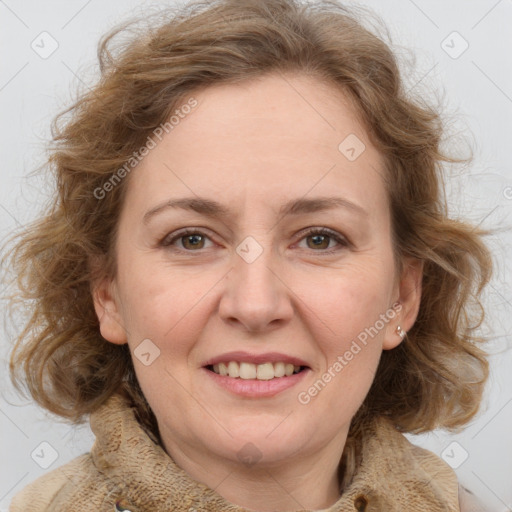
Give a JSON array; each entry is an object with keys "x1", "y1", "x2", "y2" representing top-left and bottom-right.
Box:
[
  {"x1": 160, "y1": 227, "x2": 349, "y2": 255},
  {"x1": 295, "y1": 227, "x2": 349, "y2": 253}
]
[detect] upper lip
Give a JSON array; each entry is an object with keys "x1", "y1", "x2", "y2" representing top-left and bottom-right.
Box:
[{"x1": 202, "y1": 351, "x2": 310, "y2": 368}]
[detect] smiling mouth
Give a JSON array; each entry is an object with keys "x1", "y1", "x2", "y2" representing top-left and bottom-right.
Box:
[{"x1": 206, "y1": 361, "x2": 307, "y2": 380}]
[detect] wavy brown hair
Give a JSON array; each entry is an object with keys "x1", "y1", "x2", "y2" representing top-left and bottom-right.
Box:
[{"x1": 4, "y1": 0, "x2": 492, "y2": 487}]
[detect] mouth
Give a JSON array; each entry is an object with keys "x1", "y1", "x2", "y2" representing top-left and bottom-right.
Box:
[
  {"x1": 201, "y1": 352, "x2": 311, "y2": 397},
  {"x1": 205, "y1": 361, "x2": 307, "y2": 380}
]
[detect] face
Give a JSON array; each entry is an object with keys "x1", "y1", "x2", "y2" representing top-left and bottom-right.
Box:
[{"x1": 94, "y1": 72, "x2": 422, "y2": 472}]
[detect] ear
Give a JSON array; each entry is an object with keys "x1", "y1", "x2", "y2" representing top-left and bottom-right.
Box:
[
  {"x1": 383, "y1": 257, "x2": 423, "y2": 350},
  {"x1": 91, "y1": 276, "x2": 128, "y2": 345}
]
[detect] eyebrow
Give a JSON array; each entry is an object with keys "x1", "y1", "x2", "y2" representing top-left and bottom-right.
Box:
[{"x1": 143, "y1": 195, "x2": 368, "y2": 224}]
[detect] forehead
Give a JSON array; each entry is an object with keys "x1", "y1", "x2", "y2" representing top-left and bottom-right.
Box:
[{"x1": 125, "y1": 72, "x2": 388, "y2": 218}]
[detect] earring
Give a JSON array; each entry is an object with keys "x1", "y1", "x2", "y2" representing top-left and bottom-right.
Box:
[{"x1": 396, "y1": 325, "x2": 406, "y2": 339}]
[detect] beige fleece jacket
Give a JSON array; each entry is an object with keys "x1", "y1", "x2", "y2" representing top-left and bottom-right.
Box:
[{"x1": 10, "y1": 394, "x2": 478, "y2": 511}]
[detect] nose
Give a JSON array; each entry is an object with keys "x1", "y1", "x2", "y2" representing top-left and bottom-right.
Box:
[{"x1": 218, "y1": 244, "x2": 294, "y2": 333}]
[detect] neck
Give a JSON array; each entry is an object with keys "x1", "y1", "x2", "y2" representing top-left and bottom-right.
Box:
[{"x1": 161, "y1": 430, "x2": 348, "y2": 512}]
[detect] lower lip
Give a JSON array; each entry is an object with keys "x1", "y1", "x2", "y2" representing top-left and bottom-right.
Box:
[{"x1": 202, "y1": 367, "x2": 310, "y2": 398}]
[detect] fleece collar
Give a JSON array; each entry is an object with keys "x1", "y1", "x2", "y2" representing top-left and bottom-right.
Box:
[{"x1": 89, "y1": 394, "x2": 459, "y2": 512}]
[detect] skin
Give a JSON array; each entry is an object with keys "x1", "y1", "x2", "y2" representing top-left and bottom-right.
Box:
[{"x1": 93, "y1": 72, "x2": 422, "y2": 511}]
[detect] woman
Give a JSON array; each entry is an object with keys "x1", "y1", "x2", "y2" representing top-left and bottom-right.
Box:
[{"x1": 6, "y1": 0, "x2": 492, "y2": 510}]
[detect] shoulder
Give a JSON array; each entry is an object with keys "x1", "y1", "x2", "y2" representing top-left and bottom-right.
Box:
[
  {"x1": 9, "y1": 453, "x2": 104, "y2": 512},
  {"x1": 406, "y1": 441, "x2": 460, "y2": 494},
  {"x1": 384, "y1": 428, "x2": 487, "y2": 511},
  {"x1": 458, "y1": 484, "x2": 487, "y2": 512},
  {"x1": 404, "y1": 440, "x2": 487, "y2": 511},
  {"x1": 352, "y1": 418, "x2": 462, "y2": 510}
]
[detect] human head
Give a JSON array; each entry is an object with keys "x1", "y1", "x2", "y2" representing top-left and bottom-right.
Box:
[{"x1": 7, "y1": 0, "x2": 491, "y2": 483}]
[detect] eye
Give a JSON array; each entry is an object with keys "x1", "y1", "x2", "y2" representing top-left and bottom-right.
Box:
[
  {"x1": 161, "y1": 229, "x2": 214, "y2": 251},
  {"x1": 160, "y1": 227, "x2": 349, "y2": 254},
  {"x1": 296, "y1": 227, "x2": 349, "y2": 253}
]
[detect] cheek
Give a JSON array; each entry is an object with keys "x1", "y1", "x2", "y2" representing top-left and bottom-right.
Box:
[
  {"x1": 295, "y1": 272, "x2": 388, "y2": 420},
  {"x1": 293, "y1": 259, "x2": 395, "y2": 415},
  {"x1": 116, "y1": 265, "x2": 215, "y2": 413},
  {"x1": 296, "y1": 261, "x2": 394, "y2": 351},
  {"x1": 116, "y1": 259, "x2": 215, "y2": 355}
]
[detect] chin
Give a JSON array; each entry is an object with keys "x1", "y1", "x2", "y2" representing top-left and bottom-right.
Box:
[{"x1": 211, "y1": 418, "x2": 315, "y2": 465}]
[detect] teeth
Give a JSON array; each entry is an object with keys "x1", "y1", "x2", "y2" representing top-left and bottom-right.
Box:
[
  {"x1": 239, "y1": 362, "x2": 256, "y2": 379},
  {"x1": 227, "y1": 361, "x2": 239, "y2": 378},
  {"x1": 256, "y1": 363, "x2": 274, "y2": 381},
  {"x1": 210, "y1": 361, "x2": 303, "y2": 380},
  {"x1": 274, "y1": 362, "x2": 285, "y2": 378}
]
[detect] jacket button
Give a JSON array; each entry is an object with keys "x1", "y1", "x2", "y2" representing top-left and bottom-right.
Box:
[
  {"x1": 354, "y1": 495, "x2": 368, "y2": 511},
  {"x1": 115, "y1": 499, "x2": 132, "y2": 512}
]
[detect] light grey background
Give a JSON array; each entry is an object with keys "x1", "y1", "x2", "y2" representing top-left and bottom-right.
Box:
[{"x1": 0, "y1": 0, "x2": 511, "y2": 510}]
